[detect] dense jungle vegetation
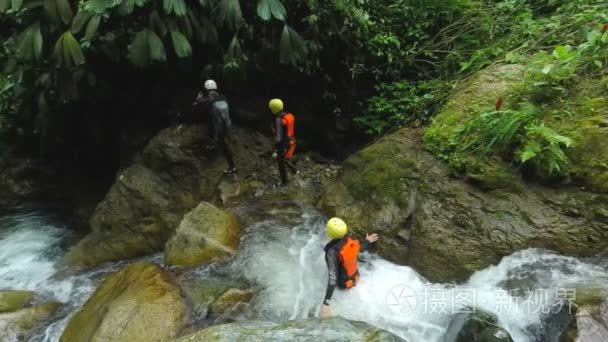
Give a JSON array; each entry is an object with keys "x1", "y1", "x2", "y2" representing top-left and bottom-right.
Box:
[{"x1": 0, "y1": 0, "x2": 606, "y2": 181}]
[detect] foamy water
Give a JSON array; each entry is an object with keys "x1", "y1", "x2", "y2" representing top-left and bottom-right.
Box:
[
  {"x1": 234, "y1": 210, "x2": 608, "y2": 342},
  {"x1": 1, "y1": 206, "x2": 607, "y2": 342}
]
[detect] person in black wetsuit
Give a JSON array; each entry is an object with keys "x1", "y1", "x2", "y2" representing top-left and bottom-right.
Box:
[
  {"x1": 320, "y1": 217, "x2": 379, "y2": 318},
  {"x1": 193, "y1": 79, "x2": 236, "y2": 174}
]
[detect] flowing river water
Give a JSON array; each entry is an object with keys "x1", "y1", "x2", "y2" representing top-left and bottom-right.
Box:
[{"x1": 1, "y1": 204, "x2": 607, "y2": 342}]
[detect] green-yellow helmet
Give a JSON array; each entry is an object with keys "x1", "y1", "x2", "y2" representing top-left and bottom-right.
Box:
[
  {"x1": 327, "y1": 217, "x2": 347, "y2": 240},
  {"x1": 268, "y1": 98, "x2": 284, "y2": 114}
]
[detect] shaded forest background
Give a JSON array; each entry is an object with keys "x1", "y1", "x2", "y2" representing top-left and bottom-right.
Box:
[{"x1": 0, "y1": 0, "x2": 606, "y2": 191}]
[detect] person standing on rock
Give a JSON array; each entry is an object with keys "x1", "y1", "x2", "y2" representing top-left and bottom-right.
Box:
[
  {"x1": 193, "y1": 79, "x2": 237, "y2": 174},
  {"x1": 320, "y1": 217, "x2": 379, "y2": 318},
  {"x1": 268, "y1": 98, "x2": 298, "y2": 186}
]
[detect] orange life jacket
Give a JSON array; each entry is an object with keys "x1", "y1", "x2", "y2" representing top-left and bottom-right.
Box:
[
  {"x1": 337, "y1": 236, "x2": 360, "y2": 289},
  {"x1": 281, "y1": 113, "x2": 295, "y2": 139}
]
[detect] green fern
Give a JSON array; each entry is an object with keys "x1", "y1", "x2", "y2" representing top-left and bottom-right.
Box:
[
  {"x1": 519, "y1": 124, "x2": 573, "y2": 175},
  {"x1": 459, "y1": 103, "x2": 540, "y2": 155}
]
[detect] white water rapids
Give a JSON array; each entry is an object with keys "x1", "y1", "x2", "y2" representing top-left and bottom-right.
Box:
[{"x1": 1, "y1": 205, "x2": 607, "y2": 341}]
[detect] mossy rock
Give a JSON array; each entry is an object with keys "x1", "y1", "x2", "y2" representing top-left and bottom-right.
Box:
[
  {"x1": 165, "y1": 202, "x2": 240, "y2": 267},
  {"x1": 424, "y1": 64, "x2": 525, "y2": 160},
  {"x1": 0, "y1": 301, "x2": 61, "y2": 341},
  {"x1": 64, "y1": 126, "x2": 271, "y2": 268},
  {"x1": 548, "y1": 78, "x2": 608, "y2": 192},
  {"x1": 178, "y1": 276, "x2": 250, "y2": 320},
  {"x1": 321, "y1": 127, "x2": 608, "y2": 282},
  {"x1": 446, "y1": 308, "x2": 514, "y2": 342},
  {"x1": 176, "y1": 316, "x2": 406, "y2": 342},
  {"x1": 209, "y1": 288, "x2": 254, "y2": 316},
  {"x1": 60, "y1": 262, "x2": 186, "y2": 342},
  {"x1": 425, "y1": 64, "x2": 608, "y2": 193},
  {"x1": 0, "y1": 290, "x2": 34, "y2": 313}
]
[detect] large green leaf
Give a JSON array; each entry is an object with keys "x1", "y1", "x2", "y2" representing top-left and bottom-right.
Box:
[
  {"x1": 11, "y1": 0, "x2": 23, "y2": 11},
  {"x1": 43, "y1": 0, "x2": 60, "y2": 23},
  {"x1": 0, "y1": 0, "x2": 10, "y2": 13},
  {"x1": 215, "y1": 0, "x2": 241, "y2": 30},
  {"x1": 148, "y1": 30, "x2": 166, "y2": 61},
  {"x1": 71, "y1": 10, "x2": 93, "y2": 34},
  {"x1": 279, "y1": 24, "x2": 307, "y2": 65},
  {"x1": 163, "y1": 0, "x2": 186, "y2": 16},
  {"x1": 56, "y1": 0, "x2": 73, "y2": 24},
  {"x1": 85, "y1": 14, "x2": 101, "y2": 40},
  {"x1": 149, "y1": 11, "x2": 167, "y2": 37},
  {"x1": 17, "y1": 22, "x2": 43, "y2": 61},
  {"x1": 256, "y1": 0, "x2": 285, "y2": 21},
  {"x1": 171, "y1": 30, "x2": 191, "y2": 58},
  {"x1": 84, "y1": 0, "x2": 121, "y2": 14},
  {"x1": 128, "y1": 29, "x2": 166, "y2": 67},
  {"x1": 118, "y1": 0, "x2": 147, "y2": 15},
  {"x1": 53, "y1": 31, "x2": 86, "y2": 67}
]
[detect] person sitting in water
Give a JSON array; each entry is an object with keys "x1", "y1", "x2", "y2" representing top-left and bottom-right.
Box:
[{"x1": 320, "y1": 217, "x2": 379, "y2": 318}]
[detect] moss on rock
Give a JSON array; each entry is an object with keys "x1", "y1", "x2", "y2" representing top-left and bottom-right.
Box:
[
  {"x1": 165, "y1": 202, "x2": 240, "y2": 267},
  {"x1": 0, "y1": 290, "x2": 34, "y2": 313},
  {"x1": 177, "y1": 316, "x2": 406, "y2": 342},
  {"x1": 209, "y1": 288, "x2": 254, "y2": 316},
  {"x1": 0, "y1": 301, "x2": 61, "y2": 341},
  {"x1": 320, "y1": 127, "x2": 608, "y2": 282},
  {"x1": 60, "y1": 262, "x2": 186, "y2": 342}
]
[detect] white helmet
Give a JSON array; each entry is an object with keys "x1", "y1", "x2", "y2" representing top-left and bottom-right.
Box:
[{"x1": 204, "y1": 79, "x2": 217, "y2": 91}]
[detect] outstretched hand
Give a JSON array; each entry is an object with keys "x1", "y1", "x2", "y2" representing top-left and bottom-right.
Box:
[
  {"x1": 366, "y1": 233, "x2": 379, "y2": 243},
  {"x1": 319, "y1": 304, "x2": 332, "y2": 318}
]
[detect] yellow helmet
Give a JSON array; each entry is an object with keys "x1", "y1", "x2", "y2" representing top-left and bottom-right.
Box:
[
  {"x1": 268, "y1": 98, "x2": 284, "y2": 114},
  {"x1": 327, "y1": 217, "x2": 347, "y2": 240}
]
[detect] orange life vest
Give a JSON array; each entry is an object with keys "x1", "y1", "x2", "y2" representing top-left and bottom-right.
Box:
[
  {"x1": 281, "y1": 113, "x2": 295, "y2": 139},
  {"x1": 280, "y1": 113, "x2": 296, "y2": 159},
  {"x1": 337, "y1": 236, "x2": 360, "y2": 289}
]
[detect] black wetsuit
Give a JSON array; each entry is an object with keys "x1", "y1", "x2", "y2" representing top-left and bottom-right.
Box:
[
  {"x1": 194, "y1": 91, "x2": 235, "y2": 170},
  {"x1": 323, "y1": 236, "x2": 372, "y2": 305}
]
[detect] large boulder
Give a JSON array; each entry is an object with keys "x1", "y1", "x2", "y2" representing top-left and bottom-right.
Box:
[
  {"x1": 64, "y1": 126, "x2": 271, "y2": 266},
  {"x1": 60, "y1": 262, "x2": 186, "y2": 342},
  {"x1": 165, "y1": 202, "x2": 240, "y2": 266},
  {"x1": 320, "y1": 128, "x2": 608, "y2": 282},
  {"x1": 177, "y1": 316, "x2": 406, "y2": 341}
]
